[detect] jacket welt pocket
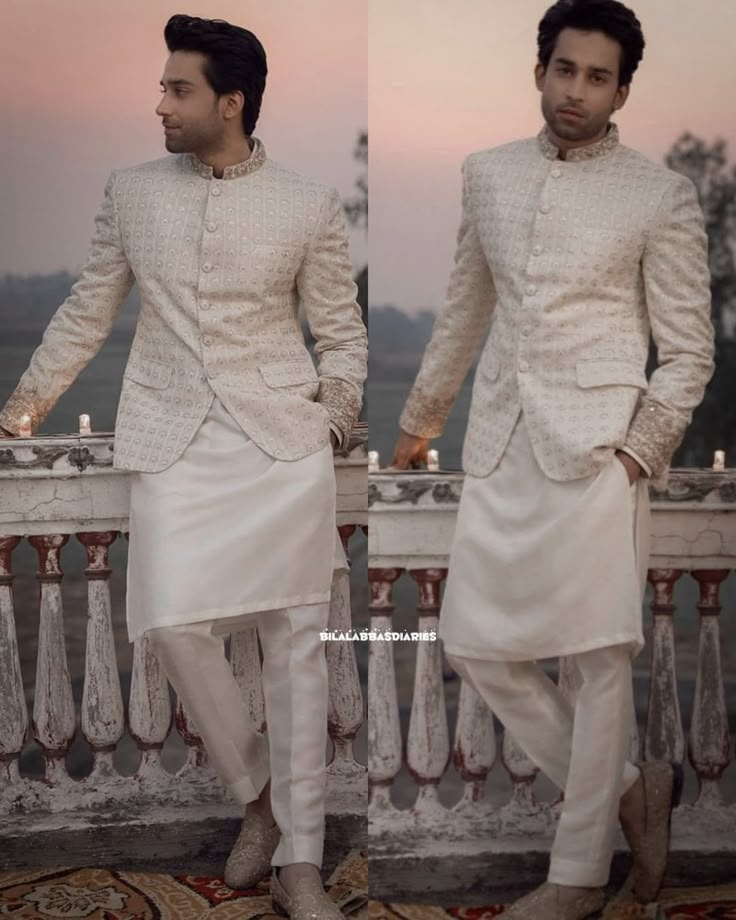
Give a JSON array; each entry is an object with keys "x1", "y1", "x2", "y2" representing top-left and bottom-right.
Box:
[
  {"x1": 123, "y1": 357, "x2": 173, "y2": 389},
  {"x1": 575, "y1": 359, "x2": 648, "y2": 389},
  {"x1": 259, "y1": 361, "x2": 318, "y2": 388}
]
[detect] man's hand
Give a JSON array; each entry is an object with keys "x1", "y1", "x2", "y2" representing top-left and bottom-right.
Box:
[
  {"x1": 389, "y1": 429, "x2": 431, "y2": 470},
  {"x1": 615, "y1": 450, "x2": 644, "y2": 485}
]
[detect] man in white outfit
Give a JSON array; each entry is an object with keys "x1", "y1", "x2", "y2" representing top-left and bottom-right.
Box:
[
  {"x1": 1, "y1": 14, "x2": 366, "y2": 920},
  {"x1": 392, "y1": 1, "x2": 714, "y2": 917}
]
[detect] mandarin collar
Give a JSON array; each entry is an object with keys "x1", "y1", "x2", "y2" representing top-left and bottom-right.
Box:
[
  {"x1": 186, "y1": 136, "x2": 266, "y2": 180},
  {"x1": 537, "y1": 123, "x2": 619, "y2": 162}
]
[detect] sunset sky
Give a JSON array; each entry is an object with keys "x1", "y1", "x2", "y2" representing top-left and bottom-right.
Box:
[
  {"x1": 370, "y1": 0, "x2": 736, "y2": 313},
  {"x1": 0, "y1": 0, "x2": 366, "y2": 276}
]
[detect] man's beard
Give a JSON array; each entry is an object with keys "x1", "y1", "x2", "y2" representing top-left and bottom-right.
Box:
[
  {"x1": 163, "y1": 121, "x2": 222, "y2": 155},
  {"x1": 542, "y1": 97, "x2": 610, "y2": 144}
]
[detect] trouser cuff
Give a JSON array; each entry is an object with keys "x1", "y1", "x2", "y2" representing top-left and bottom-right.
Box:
[
  {"x1": 548, "y1": 855, "x2": 610, "y2": 887},
  {"x1": 272, "y1": 832, "x2": 325, "y2": 869},
  {"x1": 227, "y1": 756, "x2": 271, "y2": 805}
]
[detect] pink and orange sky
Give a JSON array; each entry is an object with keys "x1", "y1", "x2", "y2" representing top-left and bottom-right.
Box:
[
  {"x1": 2, "y1": 0, "x2": 735, "y2": 315},
  {"x1": 370, "y1": 0, "x2": 736, "y2": 313},
  {"x1": 0, "y1": 0, "x2": 366, "y2": 276}
]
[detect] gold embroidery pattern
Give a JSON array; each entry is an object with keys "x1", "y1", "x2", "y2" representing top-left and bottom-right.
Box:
[
  {"x1": 185, "y1": 137, "x2": 267, "y2": 180},
  {"x1": 537, "y1": 123, "x2": 620, "y2": 161}
]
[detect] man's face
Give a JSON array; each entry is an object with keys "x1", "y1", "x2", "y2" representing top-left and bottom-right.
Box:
[
  {"x1": 535, "y1": 28, "x2": 629, "y2": 149},
  {"x1": 155, "y1": 51, "x2": 225, "y2": 154}
]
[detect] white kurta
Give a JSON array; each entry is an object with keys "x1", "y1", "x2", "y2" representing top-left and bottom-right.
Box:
[
  {"x1": 439, "y1": 412, "x2": 650, "y2": 662},
  {"x1": 126, "y1": 398, "x2": 342, "y2": 643}
]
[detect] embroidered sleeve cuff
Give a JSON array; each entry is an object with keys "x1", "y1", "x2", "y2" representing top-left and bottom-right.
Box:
[
  {"x1": 318, "y1": 377, "x2": 362, "y2": 445},
  {"x1": 624, "y1": 397, "x2": 688, "y2": 480},
  {"x1": 0, "y1": 389, "x2": 51, "y2": 435},
  {"x1": 618, "y1": 445, "x2": 652, "y2": 479},
  {"x1": 399, "y1": 385, "x2": 454, "y2": 439}
]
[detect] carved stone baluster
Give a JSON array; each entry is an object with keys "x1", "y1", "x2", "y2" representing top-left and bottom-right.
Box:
[
  {"x1": 326, "y1": 525, "x2": 365, "y2": 779},
  {"x1": 407, "y1": 569, "x2": 450, "y2": 818},
  {"x1": 77, "y1": 532, "x2": 124, "y2": 781},
  {"x1": 175, "y1": 698, "x2": 209, "y2": 777},
  {"x1": 452, "y1": 677, "x2": 495, "y2": 809},
  {"x1": 0, "y1": 536, "x2": 27, "y2": 787},
  {"x1": 230, "y1": 625, "x2": 265, "y2": 733},
  {"x1": 645, "y1": 569, "x2": 684, "y2": 764},
  {"x1": 125, "y1": 531, "x2": 173, "y2": 783},
  {"x1": 689, "y1": 570, "x2": 731, "y2": 807},
  {"x1": 28, "y1": 534, "x2": 76, "y2": 784},
  {"x1": 129, "y1": 635, "x2": 173, "y2": 782},
  {"x1": 502, "y1": 729, "x2": 540, "y2": 812},
  {"x1": 367, "y1": 567, "x2": 403, "y2": 813}
]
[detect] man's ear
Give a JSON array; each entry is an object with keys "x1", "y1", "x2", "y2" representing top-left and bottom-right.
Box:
[
  {"x1": 534, "y1": 62, "x2": 546, "y2": 92},
  {"x1": 612, "y1": 83, "x2": 630, "y2": 112},
  {"x1": 220, "y1": 90, "x2": 245, "y2": 122}
]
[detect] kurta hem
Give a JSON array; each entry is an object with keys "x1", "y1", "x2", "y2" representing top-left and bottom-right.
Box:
[
  {"x1": 442, "y1": 631, "x2": 642, "y2": 664},
  {"x1": 131, "y1": 592, "x2": 332, "y2": 644}
]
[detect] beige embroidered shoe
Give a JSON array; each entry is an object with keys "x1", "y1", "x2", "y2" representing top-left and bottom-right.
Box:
[
  {"x1": 601, "y1": 891, "x2": 665, "y2": 919},
  {"x1": 271, "y1": 868, "x2": 345, "y2": 919},
  {"x1": 618, "y1": 761, "x2": 683, "y2": 903},
  {"x1": 501, "y1": 881, "x2": 606, "y2": 919},
  {"x1": 223, "y1": 811, "x2": 280, "y2": 890}
]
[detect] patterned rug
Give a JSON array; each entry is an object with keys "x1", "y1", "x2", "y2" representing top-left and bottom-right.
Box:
[
  {"x1": 367, "y1": 885, "x2": 736, "y2": 919},
  {"x1": 0, "y1": 849, "x2": 367, "y2": 919}
]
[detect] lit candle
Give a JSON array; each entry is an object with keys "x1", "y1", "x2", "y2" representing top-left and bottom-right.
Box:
[
  {"x1": 79, "y1": 414, "x2": 92, "y2": 435},
  {"x1": 427, "y1": 449, "x2": 440, "y2": 472},
  {"x1": 19, "y1": 414, "x2": 32, "y2": 437},
  {"x1": 368, "y1": 450, "x2": 380, "y2": 473},
  {"x1": 713, "y1": 450, "x2": 725, "y2": 471}
]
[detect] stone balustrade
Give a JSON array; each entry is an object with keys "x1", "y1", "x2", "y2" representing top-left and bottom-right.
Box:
[
  {"x1": 0, "y1": 424, "x2": 368, "y2": 874},
  {"x1": 368, "y1": 466, "x2": 736, "y2": 903}
]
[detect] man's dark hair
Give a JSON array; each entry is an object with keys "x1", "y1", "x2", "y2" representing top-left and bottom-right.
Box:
[
  {"x1": 164, "y1": 14, "x2": 267, "y2": 135},
  {"x1": 537, "y1": 0, "x2": 645, "y2": 87}
]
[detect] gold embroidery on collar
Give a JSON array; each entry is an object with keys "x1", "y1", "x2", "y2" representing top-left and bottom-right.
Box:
[
  {"x1": 186, "y1": 137, "x2": 267, "y2": 179},
  {"x1": 537, "y1": 123, "x2": 619, "y2": 162}
]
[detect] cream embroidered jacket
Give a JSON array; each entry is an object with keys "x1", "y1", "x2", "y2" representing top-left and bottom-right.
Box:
[
  {"x1": 400, "y1": 125, "x2": 715, "y2": 482},
  {"x1": 0, "y1": 139, "x2": 367, "y2": 471}
]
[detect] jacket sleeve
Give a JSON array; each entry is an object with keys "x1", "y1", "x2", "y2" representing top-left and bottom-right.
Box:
[
  {"x1": 297, "y1": 187, "x2": 367, "y2": 447},
  {"x1": 0, "y1": 172, "x2": 135, "y2": 434},
  {"x1": 623, "y1": 173, "x2": 715, "y2": 478},
  {"x1": 399, "y1": 156, "x2": 497, "y2": 438}
]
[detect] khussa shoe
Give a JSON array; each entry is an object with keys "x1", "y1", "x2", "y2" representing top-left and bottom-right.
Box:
[
  {"x1": 223, "y1": 811, "x2": 280, "y2": 889},
  {"x1": 601, "y1": 892, "x2": 665, "y2": 919},
  {"x1": 271, "y1": 868, "x2": 345, "y2": 919},
  {"x1": 500, "y1": 881, "x2": 606, "y2": 919},
  {"x1": 618, "y1": 761, "x2": 684, "y2": 903}
]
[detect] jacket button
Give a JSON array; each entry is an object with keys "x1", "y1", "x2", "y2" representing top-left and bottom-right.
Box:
[
  {"x1": 200, "y1": 302, "x2": 211, "y2": 311},
  {"x1": 211, "y1": 186, "x2": 222, "y2": 197},
  {"x1": 519, "y1": 361, "x2": 530, "y2": 372},
  {"x1": 526, "y1": 284, "x2": 537, "y2": 295},
  {"x1": 521, "y1": 324, "x2": 532, "y2": 337},
  {"x1": 551, "y1": 167, "x2": 562, "y2": 178},
  {"x1": 532, "y1": 245, "x2": 543, "y2": 256},
  {"x1": 206, "y1": 222, "x2": 218, "y2": 232},
  {"x1": 202, "y1": 336, "x2": 212, "y2": 346},
  {"x1": 202, "y1": 262, "x2": 212, "y2": 273},
  {"x1": 539, "y1": 203, "x2": 551, "y2": 214}
]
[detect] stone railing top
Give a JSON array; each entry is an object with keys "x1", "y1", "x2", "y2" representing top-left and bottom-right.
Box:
[
  {"x1": 368, "y1": 467, "x2": 736, "y2": 570},
  {"x1": 0, "y1": 421, "x2": 368, "y2": 479},
  {"x1": 0, "y1": 422, "x2": 368, "y2": 534},
  {"x1": 369, "y1": 467, "x2": 736, "y2": 510}
]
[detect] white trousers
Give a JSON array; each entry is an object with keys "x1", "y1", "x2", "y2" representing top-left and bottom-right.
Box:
[
  {"x1": 146, "y1": 602, "x2": 330, "y2": 868},
  {"x1": 446, "y1": 644, "x2": 641, "y2": 887}
]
